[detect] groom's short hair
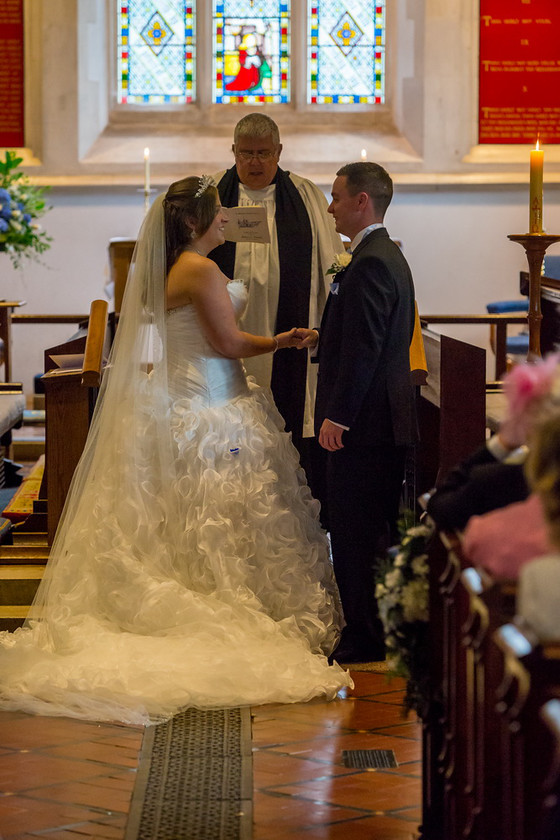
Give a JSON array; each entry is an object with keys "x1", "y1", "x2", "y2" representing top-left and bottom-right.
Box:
[{"x1": 337, "y1": 162, "x2": 393, "y2": 218}]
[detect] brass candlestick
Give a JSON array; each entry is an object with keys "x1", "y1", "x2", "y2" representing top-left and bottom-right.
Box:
[{"x1": 507, "y1": 233, "x2": 560, "y2": 359}]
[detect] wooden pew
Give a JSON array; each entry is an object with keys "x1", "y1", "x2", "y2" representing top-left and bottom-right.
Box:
[
  {"x1": 422, "y1": 531, "x2": 516, "y2": 840},
  {"x1": 0, "y1": 302, "x2": 110, "y2": 630},
  {"x1": 423, "y1": 528, "x2": 560, "y2": 840},
  {"x1": 416, "y1": 328, "x2": 486, "y2": 494},
  {"x1": 36, "y1": 300, "x2": 109, "y2": 544},
  {"x1": 460, "y1": 564, "x2": 516, "y2": 840},
  {"x1": 0, "y1": 381, "x2": 25, "y2": 486},
  {"x1": 493, "y1": 623, "x2": 560, "y2": 840},
  {"x1": 420, "y1": 314, "x2": 528, "y2": 382},
  {"x1": 539, "y1": 697, "x2": 560, "y2": 840},
  {"x1": 0, "y1": 300, "x2": 26, "y2": 382},
  {"x1": 421, "y1": 528, "x2": 448, "y2": 840},
  {"x1": 520, "y1": 270, "x2": 560, "y2": 358}
]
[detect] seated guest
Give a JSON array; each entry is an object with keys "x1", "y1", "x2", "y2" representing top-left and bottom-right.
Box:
[
  {"x1": 463, "y1": 492, "x2": 551, "y2": 579},
  {"x1": 518, "y1": 413, "x2": 560, "y2": 640},
  {"x1": 427, "y1": 354, "x2": 560, "y2": 531}
]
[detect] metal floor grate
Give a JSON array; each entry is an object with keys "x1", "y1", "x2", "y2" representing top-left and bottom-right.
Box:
[
  {"x1": 125, "y1": 707, "x2": 252, "y2": 840},
  {"x1": 342, "y1": 748, "x2": 398, "y2": 769}
]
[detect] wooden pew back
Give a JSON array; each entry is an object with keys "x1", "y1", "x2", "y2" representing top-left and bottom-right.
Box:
[
  {"x1": 423, "y1": 530, "x2": 560, "y2": 840},
  {"x1": 41, "y1": 301, "x2": 109, "y2": 543}
]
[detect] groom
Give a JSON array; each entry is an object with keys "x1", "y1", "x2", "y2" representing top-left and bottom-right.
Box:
[{"x1": 297, "y1": 162, "x2": 418, "y2": 663}]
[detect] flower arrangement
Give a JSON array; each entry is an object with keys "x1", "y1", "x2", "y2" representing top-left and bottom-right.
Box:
[
  {"x1": 327, "y1": 251, "x2": 352, "y2": 275},
  {"x1": 0, "y1": 151, "x2": 51, "y2": 269},
  {"x1": 375, "y1": 520, "x2": 432, "y2": 717}
]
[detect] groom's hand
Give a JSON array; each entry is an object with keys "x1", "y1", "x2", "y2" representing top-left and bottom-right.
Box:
[
  {"x1": 292, "y1": 328, "x2": 319, "y2": 349},
  {"x1": 319, "y1": 419, "x2": 344, "y2": 451}
]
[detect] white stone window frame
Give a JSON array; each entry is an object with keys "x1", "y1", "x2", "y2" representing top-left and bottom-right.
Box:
[
  {"x1": 110, "y1": 2, "x2": 391, "y2": 118},
  {"x1": 101, "y1": 0, "x2": 411, "y2": 184}
]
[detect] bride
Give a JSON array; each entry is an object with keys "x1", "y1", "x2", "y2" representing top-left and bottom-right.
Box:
[{"x1": 0, "y1": 176, "x2": 352, "y2": 724}]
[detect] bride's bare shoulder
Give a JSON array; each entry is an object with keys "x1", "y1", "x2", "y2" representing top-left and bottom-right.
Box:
[
  {"x1": 166, "y1": 252, "x2": 228, "y2": 309},
  {"x1": 175, "y1": 251, "x2": 226, "y2": 280}
]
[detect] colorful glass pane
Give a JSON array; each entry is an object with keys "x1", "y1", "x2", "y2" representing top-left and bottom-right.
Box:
[
  {"x1": 307, "y1": 1, "x2": 385, "y2": 104},
  {"x1": 213, "y1": 1, "x2": 290, "y2": 104},
  {"x1": 118, "y1": 1, "x2": 195, "y2": 104}
]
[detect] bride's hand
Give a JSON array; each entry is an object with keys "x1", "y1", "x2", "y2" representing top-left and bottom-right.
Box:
[
  {"x1": 274, "y1": 328, "x2": 302, "y2": 349},
  {"x1": 292, "y1": 328, "x2": 318, "y2": 349}
]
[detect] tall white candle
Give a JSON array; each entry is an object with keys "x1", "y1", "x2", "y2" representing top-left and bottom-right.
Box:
[
  {"x1": 529, "y1": 140, "x2": 544, "y2": 234},
  {"x1": 144, "y1": 147, "x2": 150, "y2": 194}
]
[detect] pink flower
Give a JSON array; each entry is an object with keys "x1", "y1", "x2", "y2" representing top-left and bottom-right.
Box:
[{"x1": 504, "y1": 353, "x2": 560, "y2": 416}]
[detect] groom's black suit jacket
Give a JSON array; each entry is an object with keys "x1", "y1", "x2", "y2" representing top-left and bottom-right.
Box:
[{"x1": 314, "y1": 227, "x2": 417, "y2": 447}]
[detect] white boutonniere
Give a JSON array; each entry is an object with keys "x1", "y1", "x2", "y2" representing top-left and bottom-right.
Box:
[{"x1": 326, "y1": 252, "x2": 352, "y2": 276}]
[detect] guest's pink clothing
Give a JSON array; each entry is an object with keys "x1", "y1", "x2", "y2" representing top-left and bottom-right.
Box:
[{"x1": 463, "y1": 493, "x2": 551, "y2": 580}]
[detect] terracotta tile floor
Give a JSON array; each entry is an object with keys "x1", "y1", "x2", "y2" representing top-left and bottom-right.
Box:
[{"x1": 0, "y1": 671, "x2": 421, "y2": 839}]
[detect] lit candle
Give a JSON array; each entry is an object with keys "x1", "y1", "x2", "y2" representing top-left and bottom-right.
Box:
[
  {"x1": 144, "y1": 147, "x2": 150, "y2": 194},
  {"x1": 529, "y1": 139, "x2": 544, "y2": 234},
  {"x1": 361, "y1": 148, "x2": 367, "y2": 161}
]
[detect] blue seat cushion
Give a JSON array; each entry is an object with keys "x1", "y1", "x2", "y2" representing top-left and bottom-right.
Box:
[
  {"x1": 486, "y1": 300, "x2": 528, "y2": 313},
  {"x1": 544, "y1": 255, "x2": 560, "y2": 279},
  {"x1": 0, "y1": 393, "x2": 25, "y2": 438},
  {"x1": 506, "y1": 334, "x2": 530, "y2": 354}
]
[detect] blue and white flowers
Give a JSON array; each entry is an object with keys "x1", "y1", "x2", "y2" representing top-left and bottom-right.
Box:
[{"x1": 0, "y1": 151, "x2": 51, "y2": 269}]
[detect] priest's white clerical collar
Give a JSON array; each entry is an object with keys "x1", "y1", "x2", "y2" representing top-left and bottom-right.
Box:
[
  {"x1": 239, "y1": 182, "x2": 276, "y2": 200},
  {"x1": 349, "y1": 223, "x2": 385, "y2": 253}
]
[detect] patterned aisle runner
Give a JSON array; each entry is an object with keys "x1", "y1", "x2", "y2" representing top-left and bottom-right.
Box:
[{"x1": 125, "y1": 708, "x2": 253, "y2": 840}]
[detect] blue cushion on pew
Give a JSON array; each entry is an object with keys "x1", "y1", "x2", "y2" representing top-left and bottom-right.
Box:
[
  {"x1": 486, "y1": 300, "x2": 528, "y2": 314},
  {"x1": 506, "y1": 334, "x2": 530, "y2": 354},
  {"x1": 544, "y1": 255, "x2": 560, "y2": 279}
]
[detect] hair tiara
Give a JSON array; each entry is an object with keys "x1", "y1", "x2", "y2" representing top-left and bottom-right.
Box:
[{"x1": 195, "y1": 174, "x2": 215, "y2": 198}]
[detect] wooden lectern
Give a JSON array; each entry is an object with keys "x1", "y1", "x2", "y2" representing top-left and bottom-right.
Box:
[{"x1": 108, "y1": 238, "x2": 136, "y2": 314}]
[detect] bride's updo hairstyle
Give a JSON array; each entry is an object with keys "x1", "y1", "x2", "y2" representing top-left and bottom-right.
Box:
[{"x1": 163, "y1": 176, "x2": 218, "y2": 273}]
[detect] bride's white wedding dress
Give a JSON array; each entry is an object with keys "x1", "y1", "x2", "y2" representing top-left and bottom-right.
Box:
[{"x1": 0, "y1": 280, "x2": 351, "y2": 724}]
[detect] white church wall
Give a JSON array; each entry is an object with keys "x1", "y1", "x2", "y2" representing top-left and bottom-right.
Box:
[
  {"x1": 5, "y1": 0, "x2": 560, "y2": 393},
  {"x1": 4, "y1": 190, "x2": 145, "y2": 394},
  {"x1": 4, "y1": 182, "x2": 560, "y2": 395}
]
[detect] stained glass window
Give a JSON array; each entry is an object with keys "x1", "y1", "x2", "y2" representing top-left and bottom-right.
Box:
[
  {"x1": 212, "y1": 1, "x2": 290, "y2": 104},
  {"x1": 117, "y1": 1, "x2": 195, "y2": 103},
  {"x1": 307, "y1": 1, "x2": 385, "y2": 104}
]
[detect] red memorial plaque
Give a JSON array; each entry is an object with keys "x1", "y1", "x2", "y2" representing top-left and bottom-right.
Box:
[
  {"x1": 479, "y1": 0, "x2": 560, "y2": 144},
  {"x1": 0, "y1": 0, "x2": 24, "y2": 148}
]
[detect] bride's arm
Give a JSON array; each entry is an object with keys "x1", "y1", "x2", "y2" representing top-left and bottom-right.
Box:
[{"x1": 167, "y1": 254, "x2": 296, "y2": 358}]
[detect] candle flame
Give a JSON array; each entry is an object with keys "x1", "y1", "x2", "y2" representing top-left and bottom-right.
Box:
[
  {"x1": 535, "y1": 138, "x2": 540, "y2": 151},
  {"x1": 144, "y1": 147, "x2": 150, "y2": 160},
  {"x1": 361, "y1": 148, "x2": 367, "y2": 161}
]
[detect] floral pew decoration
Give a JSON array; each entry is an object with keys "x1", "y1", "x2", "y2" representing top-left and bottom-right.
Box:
[
  {"x1": 375, "y1": 519, "x2": 431, "y2": 717},
  {"x1": 0, "y1": 151, "x2": 51, "y2": 269}
]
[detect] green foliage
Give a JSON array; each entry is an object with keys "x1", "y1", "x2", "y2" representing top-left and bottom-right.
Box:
[{"x1": 0, "y1": 151, "x2": 52, "y2": 269}]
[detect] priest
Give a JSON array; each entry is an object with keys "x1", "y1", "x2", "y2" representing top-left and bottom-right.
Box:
[{"x1": 211, "y1": 113, "x2": 342, "y2": 508}]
